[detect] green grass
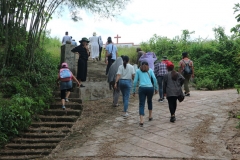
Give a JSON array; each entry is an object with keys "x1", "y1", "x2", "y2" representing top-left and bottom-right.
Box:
[
  {"x1": 118, "y1": 47, "x2": 138, "y2": 64},
  {"x1": 43, "y1": 37, "x2": 61, "y2": 59}
]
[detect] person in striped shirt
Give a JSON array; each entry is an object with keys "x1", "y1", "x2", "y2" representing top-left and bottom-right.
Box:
[{"x1": 154, "y1": 56, "x2": 168, "y2": 102}]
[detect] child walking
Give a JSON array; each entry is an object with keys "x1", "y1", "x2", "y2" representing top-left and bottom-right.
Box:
[{"x1": 57, "y1": 62, "x2": 80, "y2": 110}]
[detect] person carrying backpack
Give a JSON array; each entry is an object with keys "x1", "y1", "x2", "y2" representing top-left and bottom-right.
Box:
[
  {"x1": 57, "y1": 62, "x2": 80, "y2": 110},
  {"x1": 178, "y1": 52, "x2": 194, "y2": 96}
]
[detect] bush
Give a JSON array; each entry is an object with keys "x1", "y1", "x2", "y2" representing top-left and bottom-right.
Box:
[
  {"x1": 140, "y1": 27, "x2": 240, "y2": 90},
  {"x1": 0, "y1": 37, "x2": 60, "y2": 147}
]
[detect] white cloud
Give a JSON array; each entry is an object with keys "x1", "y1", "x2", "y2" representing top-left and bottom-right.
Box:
[{"x1": 47, "y1": 0, "x2": 240, "y2": 44}]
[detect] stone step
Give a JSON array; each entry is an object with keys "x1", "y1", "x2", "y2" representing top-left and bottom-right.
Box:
[
  {"x1": 53, "y1": 98, "x2": 82, "y2": 104},
  {"x1": 38, "y1": 115, "x2": 79, "y2": 122},
  {"x1": 42, "y1": 109, "x2": 81, "y2": 116},
  {"x1": 6, "y1": 143, "x2": 58, "y2": 149},
  {"x1": 53, "y1": 91, "x2": 80, "y2": 98},
  {"x1": 0, "y1": 155, "x2": 44, "y2": 160},
  {"x1": 31, "y1": 122, "x2": 74, "y2": 128},
  {"x1": 50, "y1": 102, "x2": 82, "y2": 110},
  {"x1": 0, "y1": 149, "x2": 51, "y2": 156},
  {"x1": 25, "y1": 127, "x2": 70, "y2": 133},
  {"x1": 20, "y1": 132, "x2": 67, "y2": 138},
  {"x1": 12, "y1": 138, "x2": 62, "y2": 144}
]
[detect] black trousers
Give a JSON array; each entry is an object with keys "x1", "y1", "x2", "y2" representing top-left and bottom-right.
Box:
[
  {"x1": 106, "y1": 56, "x2": 115, "y2": 75},
  {"x1": 167, "y1": 96, "x2": 178, "y2": 115},
  {"x1": 99, "y1": 47, "x2": 103, "y2": 61}
]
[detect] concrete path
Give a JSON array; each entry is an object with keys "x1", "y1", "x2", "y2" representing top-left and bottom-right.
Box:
[{"x1": 52, "y1": 89, "x2": 238, "y2": 160}]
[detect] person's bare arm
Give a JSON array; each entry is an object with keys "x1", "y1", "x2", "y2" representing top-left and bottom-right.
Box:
[
  {"x1": 114, "y1": 74, "x2": 121, "y2": 89},
  {"x1": 72, "y1": 74, "x2": 80, "y2": 87}
]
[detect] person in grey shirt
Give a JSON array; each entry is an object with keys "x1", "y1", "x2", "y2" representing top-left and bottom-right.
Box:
[
  {"x1": 62, "y1": 32, "x2": 71, "y2": 45},
  {"x1": 163, "y1": 62, "x2": 185, "y2": 123}
]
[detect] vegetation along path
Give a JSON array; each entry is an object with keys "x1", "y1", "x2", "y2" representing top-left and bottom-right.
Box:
[{"x1": 44, "y1": 88, "x2": 240, "y2": 160}]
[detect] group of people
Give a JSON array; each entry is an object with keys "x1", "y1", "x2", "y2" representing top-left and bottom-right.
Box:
[
  {"x1": 107, "y1": 48, "x2": 194, "y2": 125},
  {"x1": 62, "y1": 31, "x2": 78, "y2": 46},
  {"x1": 58, "y1": 33, "x2": 194, "y2": 125}
]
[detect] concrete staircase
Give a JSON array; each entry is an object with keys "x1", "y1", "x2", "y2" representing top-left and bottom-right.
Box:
[{"x1": 0, "y1": 83, "x2": 82, "y2": 160}]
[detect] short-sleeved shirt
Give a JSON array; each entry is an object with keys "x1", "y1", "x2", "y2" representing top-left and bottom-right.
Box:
[
  {"x1": 71, "y1": 41, "x2": 77, "y2": 46},
  {"x1": 106, "y1": 43, "x2": 117, "y2": 60},
  {"x1": 62, "y1": 35, "x2": 71, "y2": 44},
  {"x1": 179, "y1": 59, "x2": 193, "y2": 72},
  {"x1": 117, "y1": 64, "x2": 135, "y2": 80}
]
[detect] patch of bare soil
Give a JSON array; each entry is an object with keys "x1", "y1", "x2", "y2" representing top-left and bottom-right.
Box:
[
  {"x1": 221, "y1": 98, "x2": 240, "y2": 160},
  {"x1": 44, "y1": 95, "x2": 137, "y2": 160},
  {"x1": 189, "y1": 114, "x2": 215, "y2": 156}
]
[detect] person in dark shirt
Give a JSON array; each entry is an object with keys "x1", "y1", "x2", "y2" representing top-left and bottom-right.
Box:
[{"x1": 71, "y1": 37, "x2": 90, "y2": 87}]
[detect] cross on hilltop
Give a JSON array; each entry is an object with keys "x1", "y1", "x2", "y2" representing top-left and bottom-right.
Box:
[{"x1": 114, "y1": 34, "x2": 121, "y2": 44}]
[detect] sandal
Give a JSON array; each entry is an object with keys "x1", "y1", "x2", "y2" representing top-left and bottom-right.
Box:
[
  {"x1": 149, "y1": 117, "x2": 153, "y2": 121},
  {"x1": 139, "y1": 123, "x2": 143, "y2": 127}
]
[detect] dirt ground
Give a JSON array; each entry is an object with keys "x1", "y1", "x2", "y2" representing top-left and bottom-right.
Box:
[
  {"x1": 41, "y1": 91, "x2": 240, "y2": 160},
  {"x1": 45, "y1": 95, "x2": 138, "y2": 159}
]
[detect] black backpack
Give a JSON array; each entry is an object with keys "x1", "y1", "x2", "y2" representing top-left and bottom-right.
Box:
[{"x1": 182, "y1": 60, "x2": 192, "y2": 75}]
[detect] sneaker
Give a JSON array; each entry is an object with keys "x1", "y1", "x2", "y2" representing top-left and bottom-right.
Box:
[
  {"x1": 62, "y1": 106, "x2": 66, "y2": 110},
  {"x1": 112, "y1": 104, "x2": 119, "y2": 107},
  {"x1": 80, "y1": 84, "x2": 85, "y2": 87},
  {"x1": 65, "y1": 98, "x2": 69, "y2": 102},
  {"x1": 185, "y1": 93, "x2": 190, "y2": 96},
  {"x1": 170, "y1": 116, "x2": 176, "y2": 123},
  {"x1": 122, "y1": 113, "x2": 129, "y2": 117},
  {"x1": 158, "y1": 98, "x2": 163, "y2": 102}
]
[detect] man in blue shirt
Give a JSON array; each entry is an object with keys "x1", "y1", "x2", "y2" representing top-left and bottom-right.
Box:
[
  {"x1": 71, "y1": 39, "x2": 78, "y2": 46},
  {"x1": 105, "y1": 37, "x2": 118, "y2": 75}
]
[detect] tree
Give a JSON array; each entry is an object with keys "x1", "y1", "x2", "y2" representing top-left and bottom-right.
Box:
[
  {"x1": 231, "y1": 3, "x2": 240, "y2": 36},
  {"x1": 0, "y1": 0, "x2": 130, "y2": 71}
]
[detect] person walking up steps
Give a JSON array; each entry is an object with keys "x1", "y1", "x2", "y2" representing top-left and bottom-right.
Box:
[
  {"x1": 57, "y1": 62, "x2": 80, "y2": 110},
  {"x1": 133, "y1": 61, "x2": 158, "y2": 127},
  {"x1": 154, "y1": 56, "x2": 168, "y2": 102},
  {"x1": 89, "y1": 32, "x2": 100, "y2": 62},
  {"x1": 178, "y1": 52, "x2": 194, "y2": 96},
  {"x1": 114, "y1": 56, "x2": 135, "y2": 117},
  {"x1": 139, "y1": 52, "x2": 157, "y2": 70},
  {"x1": 163, "y1": 62, "x2": 185, "y2": 122},
  {"x1": 105, "y1": 37, "x2": 118, "y2": 75},
  {"x1": 108, "y1": 57, "x2": 123, "y2": 107}
]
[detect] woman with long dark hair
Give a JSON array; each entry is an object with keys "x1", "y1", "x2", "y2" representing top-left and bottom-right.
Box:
[
  {"x1": 163, "y1": 62, "x2": 185, "y2": 122},
  {"x1": 133, "y1": 61, "x2": 158, "y2": 127},
  {"x1": 114, "y1": 56, "x2": 135, "y2": 117}
]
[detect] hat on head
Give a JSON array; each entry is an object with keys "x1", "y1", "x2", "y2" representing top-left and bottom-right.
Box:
[
  {"x1": 79, "y1": 37, "x2": 89, "y2": 43},
  {"x1": 166, "y1": 61, "x2": 174, "y2": 69},
  {"x1": 162, "y1": 56, "x2": 168, "y2": 60},
  {"x1": 93, "y1": 32, "x2": 96, "y2": 36},
  {"x1": 61, "y1": 62, "x2": 68, "y2": 68}
]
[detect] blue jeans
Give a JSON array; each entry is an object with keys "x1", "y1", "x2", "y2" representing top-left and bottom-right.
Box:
[
  {"x1": 138, "y1": 87, "x2": 154, "y2": 116},
  {"x1": 119, "y1": 79, "x2": 132, "y2": 112},
  {"x1": 157, "y1": 76, "x2": 164, "y2": 99}
]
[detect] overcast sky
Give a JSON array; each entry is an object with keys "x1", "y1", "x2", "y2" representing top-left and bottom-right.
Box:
[{"x1": 47, "y1": 0, "x2": 239, "y2": 45}]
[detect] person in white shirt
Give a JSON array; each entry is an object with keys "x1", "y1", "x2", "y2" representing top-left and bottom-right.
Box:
[
  {"x1": 89, "y1": 32, "x2": 100, "y2": 62},
  {"x1": 114, "y1": 56, "x2": 135, "y2": 117},
  {"x1": 62, "y1": 32, "x2": 71, "y2": 45}
]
